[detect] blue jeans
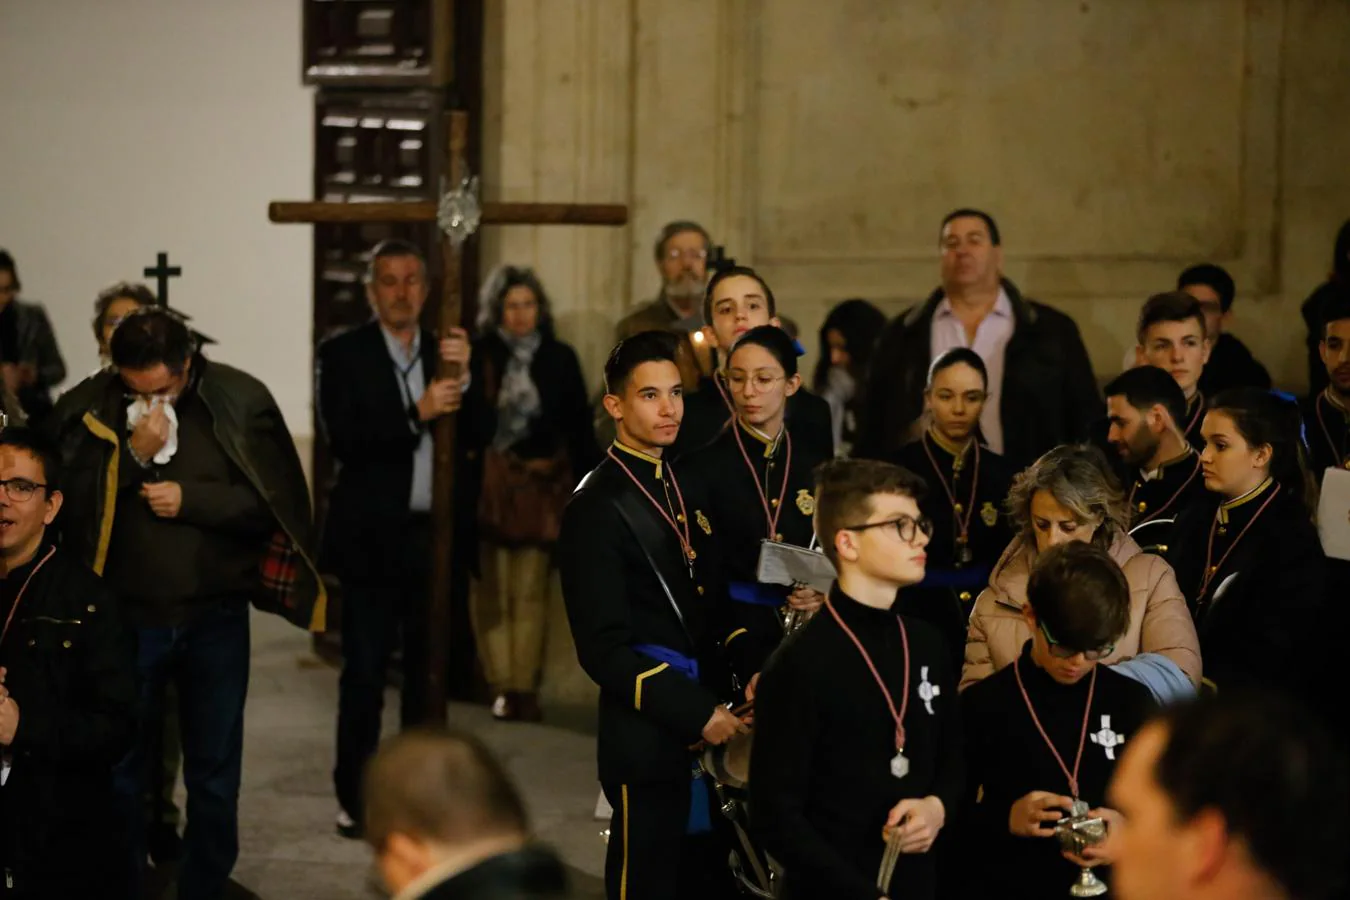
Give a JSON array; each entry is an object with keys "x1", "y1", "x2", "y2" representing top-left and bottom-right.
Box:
[{"x1": 112, "y1": 602, "x2": 251, "y2": 900}]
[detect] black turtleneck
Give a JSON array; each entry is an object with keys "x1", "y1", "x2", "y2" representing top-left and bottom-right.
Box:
[
  {"x1": 959, "y1": 642, "x2": 1154, "y2": 899},
  {"x1": 1166, "y1": 479, "x2": 1327, "y2": 694},
  {"x1": 683, "y1": 419, "x2": 828, "y2": 683},
  {"x1": 1124, "y1": 448, "x2": 1206, "y2": 555},
  {"x1": 750, "y1": 584, "x2": 962, "y2": 900}
]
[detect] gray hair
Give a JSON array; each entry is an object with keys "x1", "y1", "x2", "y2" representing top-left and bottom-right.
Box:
[
  {"x1": 363, "y1": 238, "x2": 427, "y2": 284},
  {"x1": 1006, "y1": 444, "x2": 1130, "y2": 550},
  {"x1": 475, "y1": 265, "x2": 554, "y2": 337}
]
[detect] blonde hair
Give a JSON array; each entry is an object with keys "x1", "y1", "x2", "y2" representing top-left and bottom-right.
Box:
[{"x1": 1005, "y1": 444, "x2": 1129, "y2": 551}]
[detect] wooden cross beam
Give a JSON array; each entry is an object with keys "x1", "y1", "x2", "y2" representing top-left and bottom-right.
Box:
[{"x1": 269, "y1": 109, "x2": 628, "y2": 725}]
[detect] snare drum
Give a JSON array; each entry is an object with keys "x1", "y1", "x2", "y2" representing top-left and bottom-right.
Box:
[{"x1": 701, "y1": 728, "x2": 784, "y2": 898}]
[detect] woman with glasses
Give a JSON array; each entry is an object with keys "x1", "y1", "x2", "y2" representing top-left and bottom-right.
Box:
[
  {"x1": 893, "y1": 348, "x2": 1014, "y2": 671},
  {"x1": 961, "y1": 444, "x2": 1201, "y2": 698},
  {"x1": 1165, "y1": 389, "x2": 1327, "y2": 697},
  {"x1": 684, "y1": 324, "x2": 832, "y2": 698}
]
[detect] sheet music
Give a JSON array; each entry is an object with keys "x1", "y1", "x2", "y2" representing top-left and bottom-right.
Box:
[
  {"x1": 755, "y1": 540, "x2": 837, "y2": 594},
  {"x1": 1317, "y1": 467, "x2": 1350, "y2": 561}
]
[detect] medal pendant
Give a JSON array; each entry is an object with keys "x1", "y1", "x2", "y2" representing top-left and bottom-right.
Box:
[
  {"x1": 1070, "y1": 799, "x2": 1089, "y2": 818},
  {"x1": 957, "y1": 541, "x2": 973, "y2": 566},
  {"x1": 687, "y1": 548, "x2": 697, "y2": 561},
  {"x1": 890, "y1": 751, "x2": 909, "y2": 779}
]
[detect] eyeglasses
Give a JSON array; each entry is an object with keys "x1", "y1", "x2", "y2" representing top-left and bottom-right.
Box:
[
  {"x1": 1039, "y1": 620, "x2": 1116, "y2": 661},
  {"x1": 843, "y1": 515, "x2": 934, "y2": 543},
  {"x1": 0, "y1": 477, "x2": 48, "y2": 503},
  {"x1": 665, "y1": 248, "x2": 708, "y2": 262},
  {"x1": 726, "y1": 372, "x2": 785, "y2": 393}
]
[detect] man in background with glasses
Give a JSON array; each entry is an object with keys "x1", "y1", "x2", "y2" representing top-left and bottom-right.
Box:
[
  {"x1": 0, "y1": 427, "x2": 136, "y2": 900},
  {"x1": 44, "y1": 306, "x2": 323, "y2": 900},
  {"x1": 958, "y1": 541, "x2": 1155, "y2": 898},
  {"x1": 751, "y1": 458, "x2": 960, "y2": 900}
]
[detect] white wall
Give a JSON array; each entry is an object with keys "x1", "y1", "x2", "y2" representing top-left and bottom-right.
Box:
[{"x1": 0, "y1": 0, "x2": 313, "y2": 433}]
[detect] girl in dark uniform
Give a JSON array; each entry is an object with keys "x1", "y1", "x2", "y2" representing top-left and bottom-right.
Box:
[
  {"x1": 893, "y1": 348, "x2": 1014, "y2": 669},
  {"x1": 1166, "y1": 388, "x2": 1328, "y2": 697},
  {"x1": 685, "y1": 325, "x2": 831, "y2": 694}
]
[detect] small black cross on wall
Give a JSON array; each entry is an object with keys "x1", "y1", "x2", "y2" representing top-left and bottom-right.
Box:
[{"x1": 142, "y1": 252, "x2": 182, "y2": 308}]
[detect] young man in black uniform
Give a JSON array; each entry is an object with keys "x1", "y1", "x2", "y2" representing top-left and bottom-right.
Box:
[
  {"x1": 670, "y1": 266, "x2": 833, "y2": 461},
  {"x1": 960, "y1": 541, "x2": 1155, "y2": 900},
  {"x1": 1302, "y1": 292, "x2": 1350, "y2": 476},
  {"x1": 1103, "y1": 366, "x2": 1207, "y2": 555},
  {"x1": 558, "y1": 331, "x2": 744, "y2": 900},
  {"x1": 1134, "y1": 291, "x2": 1212, "y2": 450},
  {"x1": 751, "y1": 459, "x2": 961, "y2": 900},
  {"x1": 1177, "y1": 263, "x2": 1271, "y2": 396}
]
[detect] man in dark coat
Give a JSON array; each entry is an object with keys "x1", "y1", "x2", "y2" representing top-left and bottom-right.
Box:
[
  {"x1": 365, "y1": 729, "x2": 569, "y2": 900},
  {"x1": 0, "y1": 250, "x2": 67, "y2": 426},
  {"x1": 44, "y1": 307, "x2": 323, "y2": 900},
  {"x1": 1175, "y1": 263, "x2": 1271, "y2": 397},
  {"x1": 0, "y1": 427, "x2": 136, "y2": 900},
  {"x1": 855, "y1": 209, "x2": 1100, "y2": 470}
]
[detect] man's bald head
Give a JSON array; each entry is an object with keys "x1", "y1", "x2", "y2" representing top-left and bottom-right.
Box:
[{"x1": 364, "y1": 729, "x2": 528, "y2": 852}]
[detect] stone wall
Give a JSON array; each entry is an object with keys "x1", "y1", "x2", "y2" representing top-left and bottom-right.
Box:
[{"x1": 476, "y1": 0, "x2": 1350, "y2": 706}]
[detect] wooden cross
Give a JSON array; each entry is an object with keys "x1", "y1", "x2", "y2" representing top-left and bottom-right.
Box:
[
  {"x1": 142, "y1": 251, "x2": 183, "y2": 308},
  {"x1": 268, "y1": 109, "x2": 628, "y2": 724}
]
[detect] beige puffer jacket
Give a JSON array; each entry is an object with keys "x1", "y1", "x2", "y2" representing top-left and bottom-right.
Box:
[{"x1": 960, "y1": 532, "x2": 1202, "y2": 691}]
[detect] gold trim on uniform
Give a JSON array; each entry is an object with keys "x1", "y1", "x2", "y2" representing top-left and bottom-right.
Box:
[
  {"x1": 927, "y1": 427, "x2": 971, "y2": 460},
  {"x1": 796, "y1": 489, "x2": 815, "y2": 516},
  {"x1": 726, "y1": 627, "x2": 749, "y2": 645},
  {"x1": 613, "y1": 441, "x2": 663, "y2": 479},
  {"x1": 1217, "y1": 477, "x2": 1273, "y2": 525},
  {"x1": 696, "y1": 510, "x2": 712, "y2": 535},
  {"x1": 634, "y1": 662, "x2": 670, "y2": 709}
]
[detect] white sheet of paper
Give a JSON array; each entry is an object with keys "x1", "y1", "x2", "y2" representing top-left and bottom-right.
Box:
[
  {"x1": 1317, "y1": 467, "x2": 1350, "y2": 562},
  {"x1": 755, "y1": 540, "x2": 837, "y2": 594},
  {"x1": 1, "y1": 758, "x2": 10, "y2": 787}
]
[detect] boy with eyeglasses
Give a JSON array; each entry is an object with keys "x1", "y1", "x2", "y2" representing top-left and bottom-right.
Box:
[
  {"x1": 959, "y1": 541, "x2": 1155, "y2": 900},
  {"x1": 750, "y1": 459, "x2": 961, "y2": 900}
]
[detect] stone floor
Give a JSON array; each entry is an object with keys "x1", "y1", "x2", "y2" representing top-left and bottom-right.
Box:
[{"x1": 170, "y1": 610, "x2": 607, "y2": 900}]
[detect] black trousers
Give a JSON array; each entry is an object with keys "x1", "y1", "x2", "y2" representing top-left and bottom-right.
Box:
[
  {"x1": 601, "y1": 778, "x2": 739, "y2": 900},
  {"x1": 333, "y1": 516, "x2": 431, "y2": 819}
]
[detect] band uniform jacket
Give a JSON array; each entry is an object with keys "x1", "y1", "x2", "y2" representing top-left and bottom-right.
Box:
[
  {"x1": 1197, "y1": 333, "x2": 1271, "y2": 397},
  {"x1": 751, "y1": 587, "x2": 963, "y2": 900},
  {"x1": 894, "y1": 432, "x2": 1014, "y2": 671},
  {"x1": 671, "y1": 372, "x2": 834, "y2": 463},
  {"x1": 317, "y1": 321, "x2": 441, "y2": 579},
  {"x1": 683, "y1": 419, "x2": 828, "y2": 686},
  {"x1": 959, "y1": 642, "x2": 1155, "y2": 900},
  {"x1": 0, "y1": 546, "x2": 135, "y2": 897},
  {"x1": 1166, "y1": 480, "x2": 1327, "y2": 696},
  {"x1": 558, "y1": 446, "x2": 727, "y2": 784},
  {"x1": 1302, "y1": 389, "x2": 1350, "y2": 477},
  {"x1": 855, "y1": 278, "x2": 1100, "y2": 470},
  {"x1": 1122, "y1": 449, "x2": 1207, "y2": 556},
  {"x1": 963, "y1": 532, "x2": 1202, "y2": 691}
]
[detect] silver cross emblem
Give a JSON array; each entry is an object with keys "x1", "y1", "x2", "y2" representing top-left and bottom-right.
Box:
[
  {"x1": 1090, "y1": 714, "x2": 1125, "y2": 760},
  {"x1": 917, "y1": 665, "x2": 940, "y2": 715}
]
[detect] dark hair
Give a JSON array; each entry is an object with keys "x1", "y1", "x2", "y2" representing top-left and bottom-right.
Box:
[
  {"x1": 0, "y1": 248, "x2": 19, "y2": 292},
  {"x1": 926, "y1": 347, "x2": 989, "y2": 390},
  {"x1": 364, "y1": 238, "x2": 427, "y2": 284},
  {"x1": 1026, "y1": 542, "x2": 1130, "y2": 652},
  {"x1": 364, "y1": 727, "x2": 528, "y2": 852},
  {"x1": 475, "y1": 265, "x2": 553, "y2": 337},
  {"x1": 729, "y1": 324, "x2": 798, "y2": 378},
  {"x1": 652, "y1": 220, "x2": 711, "y2": 262},
  {"x1": 1176, "y1": 263, "x2": 1237, "y2": 313},
  {"x1": 109, "y1": 307, "x2": 194, "y2": 374},
  {"x1": 92, "y1": 281, "x2": 156, "y2": 343},
  {"x1": 1332, "y1": 218, "x2": 1350, "y2": 283},
  {"x1": 1208, "y1": 388, "x2": 1317, "y2": 513},
  {"x1": 1151, "y1": 692, "x2": 1349, "y2": 900},
  {"x1": 703, "y1": 265, "x2": 777, "y2": 325},
  {"x1": 603, "y1": 330, "x2": 680, "y2": 395},
  {"x1": 1103, "y1": 366, "x2": 1188, "y2": 433},
  {"x1": 1136, "y1": 290, "x2": 1207, "y2": 343},
  {"x1": 1320, "y1": 286, "x2": 1350, "y2": 337},
  {"x1": 939, "y1": 208, "x2": 1001, "y2": 246},
  {"x1": 0, "y1": 426, "x2": 62, "y2": 493},
  {"x1": 812, "y1": 298, "x2": 886, "y2": 391},
  {"x1": 813, "y1": 458, "x2": 926, "y2": 567}
]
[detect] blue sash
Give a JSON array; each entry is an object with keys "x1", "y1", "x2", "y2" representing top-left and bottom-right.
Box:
[
  {"x1": 633, "y1": 643, "x2": 711, "y2": 834},
  {"x1": 919, "y1": 564, "x2": 992, "y2": 591},
  {"x1": 728, "y1": 581, "x2": 789, "y2": 607}
]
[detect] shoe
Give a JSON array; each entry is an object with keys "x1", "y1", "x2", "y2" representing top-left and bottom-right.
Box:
[
  {"x1": 491, "y1": 693, "x2": 517, "y2": 721},
  {"x1": 336, "y1": 809, "x2": 363, "y2": 840},
  {"x1": 514, "y1": 691, "x2": 543, "y2": 723},
  {"x1": 147, "y1": 822, "x2": 183, "y2": 865}
]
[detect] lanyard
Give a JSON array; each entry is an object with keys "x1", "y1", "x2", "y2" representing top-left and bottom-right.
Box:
[
  {"x1": 1197, "y1": 484, "x2": 1280, "y2": 601},
  {"x1": 607, "y1": 448, "x2": 696, "y2": 562},
  {"x1": 922, "y1": 431, "x2": 979, "y2": 545},
  {"x1": 1128, "y1": 452, "x2": 1201, "y2": 526},
  {"x1": 1013, "y1": 658, "x2": 1096, "y2": 799},
  {"x1": 0, "y1": 546, "x2": 58, "y2": 650},
  {"x1": 824, "y1": 596, "x2": 911, "y2": 753},
  {"x1": 732, "y1": 422, "x2": 793, "y2": 541}
]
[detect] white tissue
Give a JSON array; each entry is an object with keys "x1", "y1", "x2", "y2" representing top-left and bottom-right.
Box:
[{"x1": 126, "y1": 396, "x2": 180, "y2": 465}]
